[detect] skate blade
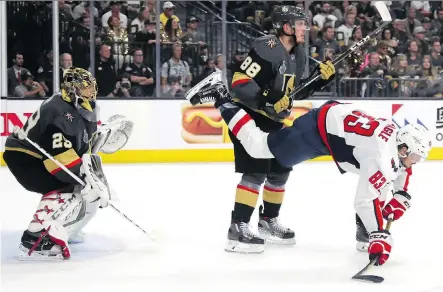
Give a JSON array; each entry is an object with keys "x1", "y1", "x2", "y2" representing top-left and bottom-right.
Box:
[
  {"x1": 258, "y1": 230, "x2": 296, "y2": 245},
  {"x1": 356, "y1": 241, "x2": 369, "y2": 252},
  {"x1": 263, "y1": 237, "x2": 296, "y2": 245},
  {"x1": 225, "y1": 240, "x2": 264, "y2": 254},
  {"x1": 18, "y1": 245, "x2": 64, "y2": 261}
]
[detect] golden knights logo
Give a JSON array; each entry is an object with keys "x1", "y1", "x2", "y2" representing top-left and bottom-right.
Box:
[{"x1": 266, "y1": 38, "x2": 277, "y2": 49}]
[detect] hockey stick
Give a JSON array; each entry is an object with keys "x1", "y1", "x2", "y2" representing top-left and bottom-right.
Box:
[
  {"x1": 289, "y1": 1, "x2": 392, "y2": 100},
  {"x1": 12, "y1": 125, "x2": 159, "y2": 243},
  {"x1": 351, "y1": 216, "x2": 394, "y2": 283}
]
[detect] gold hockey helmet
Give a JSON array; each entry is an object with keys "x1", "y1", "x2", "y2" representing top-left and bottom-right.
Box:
[{"x1": 61, "y1": 67, "x2": 98, "y2": 121}]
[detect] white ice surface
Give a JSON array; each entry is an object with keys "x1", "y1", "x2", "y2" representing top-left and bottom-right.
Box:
[{"x1": 1, "y1": 161, "x2": 442, "y2": 292}]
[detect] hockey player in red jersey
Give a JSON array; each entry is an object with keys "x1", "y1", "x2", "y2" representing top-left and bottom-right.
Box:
[{"x1": 189, "y1": 83, "x2": 432, "y2": 266}]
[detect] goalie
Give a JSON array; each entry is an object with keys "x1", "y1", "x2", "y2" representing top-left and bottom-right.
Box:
[{"x1": 3, "y1": 67, "x2": 133, "y2": 260}]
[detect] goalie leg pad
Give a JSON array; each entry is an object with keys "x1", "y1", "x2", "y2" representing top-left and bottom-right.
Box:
[{"x1": 21, "y1": 189, "x2": 99, "y2": 260}]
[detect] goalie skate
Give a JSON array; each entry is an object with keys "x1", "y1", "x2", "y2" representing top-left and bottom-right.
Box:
[
  {"x1": 68, "y1": 231, "x2": 85, "y2": 244},
  {"x1": 225, "y1": 212, "x2": 264, "y2": 254},
  {"x1": 18, "y1": 231, "x2": 65, "y2": 261},
  {"x1": 258, "y1": 206, "x2": 295, "y2": 245}
]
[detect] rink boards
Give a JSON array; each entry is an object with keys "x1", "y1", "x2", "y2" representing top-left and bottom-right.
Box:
[{"x1": 1, "y1": 99, "x2": 442, "y2": 165}]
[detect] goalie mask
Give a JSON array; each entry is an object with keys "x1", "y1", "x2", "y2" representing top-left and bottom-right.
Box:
[{"x1": 61, "y1": 67, "x2": 99, "y2": 122}]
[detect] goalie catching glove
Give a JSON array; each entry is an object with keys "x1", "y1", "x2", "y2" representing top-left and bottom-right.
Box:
[
  {"x1": 382, "y1": 191, "x2": 411, "y2": 221},
  {"x1": 92, "y1": 115, "x2": 134, "y2": 154}
]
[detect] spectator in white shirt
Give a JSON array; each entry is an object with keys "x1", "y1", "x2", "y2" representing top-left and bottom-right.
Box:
[
  {"x1": 336, "y1": 13, "x2": 356, "y2": 46},
  {"x1": 102, "y1": 1, "x2": 128, "y2": 29},
  {"x1": 130, "y1": 6, "x2": 149, "y2": 34},
  {"x1": 312, "y1": 2, "x2": 338, "y2": 29}
]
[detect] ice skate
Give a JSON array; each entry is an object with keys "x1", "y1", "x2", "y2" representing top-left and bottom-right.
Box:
[
  {"x1": 19, "y1": 230, "x2": 66, "y2": 261},
  {"x1": 257, "y1": 206, "x2": 295, "y2": 245},
  {"x1": 356, "y1": 214, "x2": 369, "y2": 252},
  {"x1": 68, "y1": 231, "x2": 85, "y2": 244},
  {"x1": 225, "y1": 212, "x2": 264, "y2": 254},
  {"x1": 186, "y1": 72, "x2": 230, "y2": 106}
]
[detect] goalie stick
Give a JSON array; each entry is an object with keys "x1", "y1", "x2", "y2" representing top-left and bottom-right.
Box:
[
  {"x1": 289, "y1": 1, "x2": 392, "y2": 100},
  {"x1": 12, "y1": 125, "x2": 159, "y2": 243},
  {"x1": 351, "y1": 216, "x2": 394, "y2": 283}
]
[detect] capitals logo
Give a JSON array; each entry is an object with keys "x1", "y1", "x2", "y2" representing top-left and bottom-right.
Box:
[{"x1": 392, "y1": 104, "x2": 428, "y2": 130}]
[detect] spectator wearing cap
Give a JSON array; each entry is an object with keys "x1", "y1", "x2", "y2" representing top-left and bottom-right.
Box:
[
  {"x1": 413, "y1": 26, "x2": 430, "y2": 56},
  {"x1": 130, "y1": 6, "x2": 150, "y2": 34},
  {"x1": 7, "y1": 53, "x2": 31, "y2": 96},
  {"x1": 73, "y1": 1, "x2": 98, "y2": 20},
  {"x1": 180, "y1": 17, "x2": 205, "y2": 46},
  {"x1": 14, "y1": 72, "x2": 45, "y2": 98},
  {"x1": 179, "y1": 16, "x2": 206, "y2": 70},
  {"x1": 160, "y1": 1, "x2": 181, "y2": 31},
  {"x1": 102, "y1": 1, "x2": 128, "y2": 29},
  {"x1": 134, "y1": 19, "x2": 157, "y2": 67}
]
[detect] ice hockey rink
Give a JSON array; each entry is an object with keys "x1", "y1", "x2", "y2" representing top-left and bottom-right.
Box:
[{"x1": 1, "y1": 161, "x2": 442, "y2": 292}]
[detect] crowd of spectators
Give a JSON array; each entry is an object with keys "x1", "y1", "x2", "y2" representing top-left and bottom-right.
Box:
[
  {"x1": 6, "y1": 0, "x2": 443, "y2": 99},
  {"x1": 6, "y1": 0, "x2": 219, "y2": 98}
]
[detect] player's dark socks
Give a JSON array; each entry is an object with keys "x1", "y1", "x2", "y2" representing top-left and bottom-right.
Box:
[
  {"x1": 356, "y1": 213, "x2": 369, "y2": 242},
  {"x1": 262, "y1": 183, "x2": 285, "y2": 218},
  {"x1": 233, "y1": 181, "x2": 261, "y2": 223},
  {"x1": 233, "y1": 203, "x2": 255, "y2": 223},
  {"x1": 262, "y1": 201, "x2": 281, "y2": 218}
]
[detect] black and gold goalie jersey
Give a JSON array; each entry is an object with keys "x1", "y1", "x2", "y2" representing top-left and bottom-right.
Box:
[
  {"x1": 5, "y1": 95, "x2": 97, "y2": 184},
  {"x1": 231, "y1": 34, "x2": 306, "y2": 122}
]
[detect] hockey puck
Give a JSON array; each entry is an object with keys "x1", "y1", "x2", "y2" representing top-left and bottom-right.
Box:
[{"x1": 352, "y1": 274, "x2": 384, "y2": 283}]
